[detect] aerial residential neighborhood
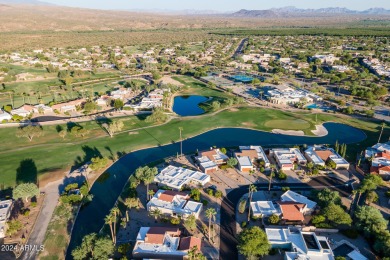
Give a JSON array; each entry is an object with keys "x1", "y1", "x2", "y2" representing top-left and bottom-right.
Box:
[{"x1": 0, "y1": 1, "x2": 390, "y2": 260}]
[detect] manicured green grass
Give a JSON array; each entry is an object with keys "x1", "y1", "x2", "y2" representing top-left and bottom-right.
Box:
[
  {"x1": 264, "y1": 119, "x2": 311, "y2": 130},
  {"x1": 0, "y1": 106, "x2": 387, "y2": 187}
]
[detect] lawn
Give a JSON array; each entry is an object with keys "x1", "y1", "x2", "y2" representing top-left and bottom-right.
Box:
[
  {"x1": 264, "y1": 119, "x2": 311, "y2": 130},
  {"x1": 0, "y1": 106, "x2": 387, "y2": 188}
]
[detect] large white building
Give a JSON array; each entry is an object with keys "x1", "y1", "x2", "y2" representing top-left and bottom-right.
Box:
[
  {"x1": 147, "y1": 190, "x2": 203, "y2": 219},
  {"x1": 133, "y1": 227, "x2": 201, "y2": 259},
  {"x1": 271, "y1": 148, "x2": 307, "y2": 170},
  {"x1": 154, "y1": 166, "x2": 210, "y2": 191},
  {"x1": 0, "y1": 200, "x2": 13, "y2": 238},
  {"x1": 265, "y1": 85, "x2": 322, "y2": 105},
  {"x1": 266, "y1": 227, "x2": 334, "y2": 260}
]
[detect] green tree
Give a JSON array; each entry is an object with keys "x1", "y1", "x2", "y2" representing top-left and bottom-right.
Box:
[
  {"x1": 89, "y1": 157, "x2": 109, "y2": 171},
  {"x1": 365, "y1": 191, "x2": 379, "y2": 205},
  {"x1": 149, "y1": 208, "x2": 162, "y2": 220},
  {"x1": 322, "y1": 203, "x2": 352, "y2": 226},
  {"x1": 145, "y1": 107, "x2": 168, "y2": 123},
  {"x1": 113, "y1": 99, "x2": 124, "y2": 110},
  {"x1": 72, "y1": 233, "x2": 114, "y2": 260},
  {"x1": 187, "y1": 245, "x2": 206, "y2": 260},
  {"x1": 13, "y1": 183, "x2": 39, "y2": 202},
  {"x1": 135, "y1": 166, "x2": 158, "y2": 201},
  {"x1": 205, "y1": 208, "x2": 217, "y2": 242},
  {"x1": 184, "y1": 215, "x2": 196, "y2": 231},
  {"x1": 354, "y1": 206, "x2": 388, "y2": 238},
  {"x1": 124, "y1": 197, "x2": 138, "y2": 222},
  {"x1": 102, "y1": 120, "x2": 124, "y2": 138},
  {"x1": 211, "y1": 101, "x2": 221, "y2": 111},
  {"x1": 268, "y1": 214, "x2": 280, "y2": 225},
  {"x1": 314, "y1": 188, "x2": 342, "y2": 208},
  {"x1": 190, "y1": 188, "x2": 201, "y2": 201},
  {"x1": 227, "y1": 157, "x2": 238, "y2": 168},
  {"x1": 247, "y1": 184, "x2": 257, "y2": 221},
  {"x1": 16, "y1": 125, "x2": 44, "y2": 142},
  {"x1": 238, "y1": 198, "x2": 247, "y2": 214},
  {"x1": 237, "y1": 226, "x2": 271, "y2": 259}
]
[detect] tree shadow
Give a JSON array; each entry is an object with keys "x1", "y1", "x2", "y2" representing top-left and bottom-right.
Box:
[
  {"x1": 16, "y1": 158, "x2": 38, "y2": 185},
  {"x1": 55, "y1": 125, "x2": 64, "y2": 133},
  {"x1": 72, "y1": 145, "x2": 102, "y2": 171},
  {"x1": 66, "y1": 121, "x2": 81, "y2": 132}
]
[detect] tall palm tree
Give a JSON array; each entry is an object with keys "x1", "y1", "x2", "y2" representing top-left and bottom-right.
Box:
[
  {"x1": 148, "y1": 189, "x2": 155, "y2": 201},
  {"x1": 247, "y1": 184, "x2": 257, "y2": 221},
  {"x1": 378, "y1": 122, "x2": 385, "y2": 143},
  {"x1": 268, "y1": 164, "x2": 276, "y2": 192},
  {"x1": 179, "y1": 127, "x2": 183, "y2": 157},
  {"x1": 111, "y1": 207, "x2": 120, "y2": 243},
  {"x1": 104, "y1": 214, "x2": 115, "y2": 243},
  {"x1": 205, "y1": 208, "x2": 217, "y2": 242},
  {"x1": 123, "y1": 198, "x2": 137, "y2": 222}
]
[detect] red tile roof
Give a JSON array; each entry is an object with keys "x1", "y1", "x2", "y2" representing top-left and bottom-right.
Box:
[
  {"x1": 278, "y1": 202, "x2": 305, "y2": 221},
  {"x1": 158, "y1": 190, "x2": 188, "y2": 202},
  {"x1": 314, "y1": 150, "x2": 335, "y2": 161},
  {"x1": 178, "y1": 236, "x2": 202, "y2": 251},
  {"x1": 145, "y1": 227, "x2": 180, "y2": 244},
  {"x1": 378, "y1": 151, "x2": 390, "y2": 160}
]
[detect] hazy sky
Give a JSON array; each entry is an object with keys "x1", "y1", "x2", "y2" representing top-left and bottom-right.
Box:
[{"x1": 44, "y1": 0, "x2": 390, "y2": 11}]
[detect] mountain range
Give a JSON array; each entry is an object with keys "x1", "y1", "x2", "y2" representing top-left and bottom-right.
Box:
[
  {"x1": 0, "y1": 0, "x2": 53, "y2": 5},
  {"x1": 230, "y1": 6, "x2": 390, "y2": 17}
]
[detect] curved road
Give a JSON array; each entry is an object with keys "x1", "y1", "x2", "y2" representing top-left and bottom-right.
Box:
[{"x1": 219, "y1": 176, "x2": 352, "y2": 260}]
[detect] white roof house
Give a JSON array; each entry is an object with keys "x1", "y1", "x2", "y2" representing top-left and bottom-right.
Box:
[
  {"x1": 147, "y1": 190, "x2": 203, "y2": 219},
  {"x1": 271, "y1": 148, "x2": 307, "y2": 170},
  {"x1": 266, "y1": 227, "x2": 334, "y2": 260},
  {"x1": 33, "y1": 104, "x2": 53, "y2": 114},
  {"x1": 133, "y1": 227, "x2": 201, "y2": 259},
  {"x1": 239, "y1": 145, "x2": 270, "y2": 167},
  {"x1": 154, "y1": 166, "x2": 210, "y2": 191},
  {"x1": 0, "y1": 109, "x2": 12, "y2": 121},
  {"x1": 0, "y1": 200, "x2": 13, "y2": 238},
  {"x1": 196, "y1": 148, "x2": 228, "y2": 173},
  {"x1": 10, "y1": 106, "x2": 33, "y2": 117},
  {"x1": 250, "y1": 201, "x2": 280, "y2": 217},
  {"x1": 304, "y1": 146, "x2": 326, "y2": 166},
  {"x1": 281, "y1": 190, "x2": 317, "y2": 214},
  {"x1": 365, "y1": 142, "x2": 390, "y2": 158}
]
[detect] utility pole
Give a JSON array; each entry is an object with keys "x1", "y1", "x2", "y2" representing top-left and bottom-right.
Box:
[
  {"x1": 378, "y1": 122, "x2": 385, "y2": 143},
  {"x1": 179, "y1": 127, "x2": 183, "y2": 158}
]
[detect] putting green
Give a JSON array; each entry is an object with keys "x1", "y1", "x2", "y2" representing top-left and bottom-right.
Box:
[{"x1": 264, "y1": 119, "x2": 311, "y2": 130}]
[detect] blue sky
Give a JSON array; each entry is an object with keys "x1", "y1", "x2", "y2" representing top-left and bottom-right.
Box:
[{"x1": 44, "y1": 0, "x2": 390, "y2": 11}]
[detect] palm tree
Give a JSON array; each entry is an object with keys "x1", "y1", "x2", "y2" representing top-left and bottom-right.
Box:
[
  {"x1": 111, "y1": 207, "x2": 120, "y2": 243},
  {"x1": 123, "y1": 198, "x2": 138, "y2": 222},
  {"x1": 378, "y1": 122, "x2": 385, "y2": 143},
  {"x1": 179, "y1": 127, "x2": 183, "y2": 157},
  {"x1": 205, "y1": 208, "x2": 217, "y2": 242},
  {"x1": 148, "y1": 189, "x2": 155, "y2": 201},
  {"x1": 150, "y1": 208, "x2": 162, "y2": 220},
  {"x1": 247, "y1": 184, "x2": 257, "y2": 221},
  {"x1": 268, "y1": 164, "x2": 276, "y2": 192},
  {"x1": 104, "y1": 213, "x2": 115, "y2": 243}
]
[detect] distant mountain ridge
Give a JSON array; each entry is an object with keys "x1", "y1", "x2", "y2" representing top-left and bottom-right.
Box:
[
  {"x1": 0, "y1": 0, "x2": 52, "y2": 5},
  {"x1": 230, "y1": 6, "x2": 390, "y2": 17}
]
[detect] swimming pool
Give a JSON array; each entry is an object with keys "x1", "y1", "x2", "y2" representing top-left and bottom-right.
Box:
[{"x1": 231, "y1": 74, "x2": 254, "y2": 83}]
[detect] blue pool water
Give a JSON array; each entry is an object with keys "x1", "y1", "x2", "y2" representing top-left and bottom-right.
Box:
[
  {"x1": 172, "y1": 95, "x2": 208, "y2": 116},
  {"x1": 306, "y1": 103, "x2": 336, "y2": 111},
  {"x1": 67, "y1": 123, "x2": 366, "y2": 258},
  {"x1": 231, "y1": 74, "x2": 254, "y2": 83}
]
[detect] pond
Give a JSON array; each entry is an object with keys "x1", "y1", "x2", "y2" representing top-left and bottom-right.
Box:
[
  {"x1": 172, "y1": 95, "x2": 208, "y2": 116},
  {"x1": 66, "y1": 123, "x2": 366, "y2": 258}
]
